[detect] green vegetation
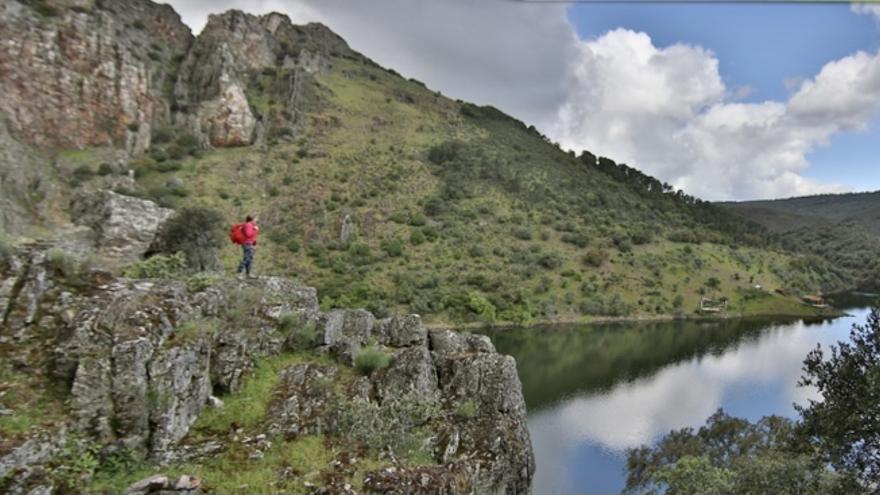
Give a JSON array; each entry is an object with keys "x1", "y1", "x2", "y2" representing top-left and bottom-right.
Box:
[
  {"x1": 193, "y1": 352, "x2": 311, "y2": 435},
  {"x1": 625, "y1": 309, "x2": 880, "y2": 494},
  {"x1": 150, "y1": 206, "x2": 224, "y2": 271},
  {"x1": 102, "y1": 30, "x2": 846, "y2": 326},
  {"x1": 353, "y1": 345, "x2": 392, "y2": 375},
  {"x1": 337, "y1": 391, "x2": 439, "y2": 460},
  {"x1": 123, "y1": 251, "x2": 187, "y2": 278},
  {"x1": 721, "y1": 192, "x2": 880, "y2": 290}
]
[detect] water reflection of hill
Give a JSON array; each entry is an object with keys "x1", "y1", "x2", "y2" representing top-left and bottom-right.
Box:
[{"x1": 485, "y1": 317, "x2": 800, "y2": 412}]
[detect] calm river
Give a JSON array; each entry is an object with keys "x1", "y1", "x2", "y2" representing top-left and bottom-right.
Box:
[{"x1": 483, "y1": 294, "x2": 878, "y2": 495}]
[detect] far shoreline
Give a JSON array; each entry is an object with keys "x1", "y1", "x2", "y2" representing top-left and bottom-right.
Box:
[{"x1": 423, "y1": 306, "x2": 847, "y2": 332}]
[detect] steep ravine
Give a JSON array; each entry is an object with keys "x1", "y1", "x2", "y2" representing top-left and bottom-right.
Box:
[{"x1": 0, "y1": 245, "x2": 534, "y2": 494}]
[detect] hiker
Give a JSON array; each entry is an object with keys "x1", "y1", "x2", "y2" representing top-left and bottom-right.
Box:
[{"x1": 232, "y1": 215, "x2": 260, "y2": 277}]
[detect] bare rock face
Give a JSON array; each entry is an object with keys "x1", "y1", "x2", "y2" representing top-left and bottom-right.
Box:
[
  {"x1": 174, "y1": 11, "x2": 354, "y2": 147},
  {"x1": 0, "y1": 0, "x2": 192, "y2": 154},
  {"x1": 70, "y1": 190, "x2": 173, "y2": 264}
]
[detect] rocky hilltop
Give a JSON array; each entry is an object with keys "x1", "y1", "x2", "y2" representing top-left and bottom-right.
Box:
[
  {"x1": 0, "y1": 0, "x2": 347, "y2": 155},
  {"x1": 0, "y1": 243, "x2": 534, "y2": 493},
  {"x1": 0, "y1": 3, "x2": 535, "y2": 489}
]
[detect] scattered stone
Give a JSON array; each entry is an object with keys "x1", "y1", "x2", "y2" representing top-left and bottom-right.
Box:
[
  {"x1": 124, "y1": 474, "x2": 169, "y2": 494},
  {"x1": 174, "y1": 474, "x2": 202, "y2": 491}
]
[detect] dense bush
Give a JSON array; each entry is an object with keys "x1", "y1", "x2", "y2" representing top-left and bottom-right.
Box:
[
  {"x1": 582, "y1": 249, "x2": 609, "y2": 268},
  {"x1": 123, "y1": 252, "x2": 186, "y2": 278},
  {"x1": 353, "y1": 345, "x2": 392, "y2": 375},
  {"x1": 150, "y1": 206, "x2": 224, "y2": 271}
]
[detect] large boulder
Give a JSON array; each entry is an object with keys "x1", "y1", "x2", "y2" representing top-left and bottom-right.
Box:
[{"x1": 70, "y1": 190, "x2": 173, "y2": 264}]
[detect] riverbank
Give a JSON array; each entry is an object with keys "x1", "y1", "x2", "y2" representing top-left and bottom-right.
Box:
[{"x1": 424, "y1": 300, "x2": 846, "y2": 331}]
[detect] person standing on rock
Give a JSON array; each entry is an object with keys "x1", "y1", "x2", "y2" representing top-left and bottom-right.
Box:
[{"x1": 233, "y1": 215, "x2": 260, "y2": 278}]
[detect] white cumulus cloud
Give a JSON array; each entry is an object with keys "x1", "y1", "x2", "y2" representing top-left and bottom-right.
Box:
[
  {"x1": 852, "y1": 2, "x2": 880, "y2": 21},
  {"x1": 553, "y1": 28, "x2": 880, "y2": 200}
]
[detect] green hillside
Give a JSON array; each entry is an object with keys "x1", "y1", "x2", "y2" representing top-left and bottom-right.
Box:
[
  {"x1": 723, "y1": 191, "x2": 880, "y2": 234},
  {"x1": 721, "y1": 193, "x2": 880, "y2": 290},
  {"x1": 109, "y1": 57, "x2": 844, "y2": 324},
  {"x1": 12, "y1": 11, "x2": 844, "y2": 325}
]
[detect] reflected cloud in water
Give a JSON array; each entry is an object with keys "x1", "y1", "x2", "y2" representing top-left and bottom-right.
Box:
[{"x1": 490, "y1": 308, "x2": 871, "y2": 495}]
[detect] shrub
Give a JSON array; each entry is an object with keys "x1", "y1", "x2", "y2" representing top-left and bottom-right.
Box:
[
  {"x1": 337, "y1": 391, "x2": 439, "y2": 459},
  {"x1": 123, "y1": 252, "x2": 186, "y2": 278},
  {"x1": 176, "y1": 133, "x2": 199, "y2": 150},
  {"x1": 72, "y1": 165, "x2": 93, "y2": 180},
  {"x1": 151, "y1": 206, "x2": 224, "y2": 271},
  {"x1": 409, "y1": 212, "x2": 427, "y2": 227},
  {"x1": 166, "y1": 144, "x2": 186, "y2": 160},
  {"x1": 47, "y1": 249, "x2": 87, "y2": 289},
  {"x1": 380, "y1": 238, "x2": 404, "y2": 258},
  {"x1": 538, "y1": 252, "x2": 563, "y2": 269},
  {"x1": 149, "y1": 147, "x2": 168, "y2": 162},
  {"x1": 427, "y1": 140, "x2": 464, "y2": 165},
  {"x1": 512, "y1": 227, "x2": 532, "y2": 241},
  {"x1": 455, "y1": 399, "x2": 479, "y2": 419},
  {"x1": 561, "y1": 232, "x2": 590, "y2": 248},
  {"x1": 285, "y1": 239, "x2": 301, "y2": 253},
  {"x1": 289, "y1": 322, "x2": 319, "y2": 350},
  {"x1": 354, "y1": 345, "x2": 392, "y2": 375},
  {"x1": 153, "y1": 161, "x2": 181, "y2": 173},
  {"x1": 582, "y1": 248, "x2": 609, "y2": 268},
  {"x1": 466, "y1": 291, "x2": 497, "y2": 321},
  {"x1": 410, "y1": 229, "x2": 426, "y2": 245},
  {"x1": 152, "y1": 126, "x2": 175, "y2": 144},
  {"x1": 97, "y1": 163, "x2": 114, "y2": 176}
]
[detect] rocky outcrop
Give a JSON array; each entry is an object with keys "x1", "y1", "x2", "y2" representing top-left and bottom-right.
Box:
[
  {"x1": 1, "y1": 245, "x2": 533, "y2": 493},
  {"x1": 0, "y1": 0, "x2": 192, "y2": 154},
  {"x1": 0, "y1": 1, "x2": 356, "y2": 153},
  {"x1": 70, "y1": 190, "x2": 173, "y2": 264},
  {"x1": 173, "y1": 10, "x2": 352, "y2": 147}
]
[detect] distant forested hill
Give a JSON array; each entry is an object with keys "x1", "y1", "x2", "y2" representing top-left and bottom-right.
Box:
[{"x1": 720, "y1": 192, "x2": 880, "y2": 290}]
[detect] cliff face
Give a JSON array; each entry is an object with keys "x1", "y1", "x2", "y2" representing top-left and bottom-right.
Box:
[
  {"x1": 173, "y1": 11, "x2": 351, "y2": 147},
  {"x1": 0, "y1": 0, "x2": 192, "y2": 154},
  {"x1": 0, "y1": 0, "x2": 352, "y2": 152},
  {"x1": 0, "y1": 246, "x2": 534, "y2": 494}
]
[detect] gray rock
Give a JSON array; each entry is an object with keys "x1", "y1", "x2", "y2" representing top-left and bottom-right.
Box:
[
  {"x1": 110, "y1": 337, "x2": 155, "y2": 451},
  {"x1": 174, "y1": 474, "x2": 202, "y2": 491},
  {"x1": 0, "y1": 427, "x2": 67, "y2": 481},
  {"x1": 320, "y1": 309, "x2": 375, "y2": 364},
  {"x1": 124, "y1": 474, "x2": 169, "y2": 494},
  {"x1": 376, "y1": 346, "x2": 439, "y2": 404},
  {"x1": 376, "y1": 314, "x2": 427, "y2": 348},
  {"x1": 339, "y1": 214, "x2": 356, "y2": 244},
  {"x1": 147, "y1": 338, "x2": 212, "y2": 460},
  {"x1": 265, "y1": 363, "x2": 339, "y2": 438},
  {"x1": 71, "y1": 190, "x2": 173, "y2": 264},
  {"x1": 429, "y1": 329, "x2": 496, "y2": 355}
]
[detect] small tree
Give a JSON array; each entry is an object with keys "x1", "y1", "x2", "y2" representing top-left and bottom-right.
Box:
[
  {"x1": 151, "y1": 206, "x2": 223, "y2": 271},
  {"x1": 798, "y1": 308, "x2": 880, "y2": 488}
]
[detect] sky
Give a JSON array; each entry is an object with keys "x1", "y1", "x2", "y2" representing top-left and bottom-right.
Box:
[{"x1": 164, "y1": 0, "x2": 880, "y2": 201}]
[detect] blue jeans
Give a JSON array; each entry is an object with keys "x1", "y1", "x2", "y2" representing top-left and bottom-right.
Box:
[{"x1": 237, "y1": 244, "x2": 255, "y2": 275}]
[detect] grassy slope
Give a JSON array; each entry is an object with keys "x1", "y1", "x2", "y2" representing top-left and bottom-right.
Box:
[
  {"x1": 721, "y1": 194, "x2": 880, "y2": 290},
  {"x1": 81, "y1": 54, "x2": 838, "y2": 324}
]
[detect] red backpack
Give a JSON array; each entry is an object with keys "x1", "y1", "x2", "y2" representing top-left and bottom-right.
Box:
[{"x1": 230, "y1": 223, "x2": 247, "y2": 244}]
